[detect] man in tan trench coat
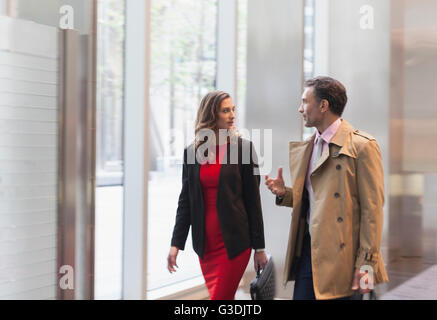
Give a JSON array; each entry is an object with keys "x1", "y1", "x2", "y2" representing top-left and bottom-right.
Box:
[{"x1": 266, "y1": 76, "x2": 389, "y2": 300}]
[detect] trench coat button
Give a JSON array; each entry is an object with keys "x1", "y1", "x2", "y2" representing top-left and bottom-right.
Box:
[
  {"x1": 334, "y1": 192, "x2": 340, "y2": 198},
  {"x1": 336, "y1": 164, "x2": 342, "y2": 170},
  {"x1": 337, "y1": 217, "x2": 343, "y2": 223},
  {"x1": 340, "y1": 243, "x2": 345, "y2": 249}
]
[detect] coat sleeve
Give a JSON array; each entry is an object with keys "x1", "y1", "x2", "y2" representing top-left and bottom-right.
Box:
[
  {"x1": 275, "y1": 187, "x2": 293, "y2": 207},
  {"x1": 170, "y1": 149, "x2": 191, "y2": 250},
  {"x1": 354, "y1": 140, "x2": 385, "y2": 270},
  {"x1": 242, "y1": 141, "x2": 266, "y2": 250}
]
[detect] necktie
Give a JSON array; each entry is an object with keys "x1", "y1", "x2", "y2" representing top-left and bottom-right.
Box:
[{"x1": 307, "y1": 136, "x2": 324, "y2": 235}]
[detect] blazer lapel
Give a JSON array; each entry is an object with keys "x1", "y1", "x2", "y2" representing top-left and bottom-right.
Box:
[
  {"x1": 193, "y1": 161, "x2": 205, "y2": 216},
  {"x1": 216, "y1": 142, "x2": 230, "y2": 203}
]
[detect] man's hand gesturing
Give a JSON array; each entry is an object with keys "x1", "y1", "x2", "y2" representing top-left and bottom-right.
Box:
[{"x1": 265, "y1": 167, "x2": 286, "y2": 197}]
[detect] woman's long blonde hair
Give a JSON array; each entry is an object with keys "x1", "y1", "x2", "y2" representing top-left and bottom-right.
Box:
[{"x1": 194, "y1": 90, "x2": 240, "y2": 151}]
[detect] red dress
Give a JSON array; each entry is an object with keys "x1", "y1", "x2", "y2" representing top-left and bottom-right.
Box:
[{"x1": 198, "y1": 144, "x2": 251, "y2": 300}]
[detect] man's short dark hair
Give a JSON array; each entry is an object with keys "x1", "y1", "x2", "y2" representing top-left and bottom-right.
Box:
[{"x1": 304, "y1": 76, "x2": 348, "y2": 116}]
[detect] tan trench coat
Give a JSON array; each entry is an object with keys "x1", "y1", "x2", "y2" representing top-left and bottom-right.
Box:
[{"x1": 277, "y1": 120, "x2": 389, "y2": 299}]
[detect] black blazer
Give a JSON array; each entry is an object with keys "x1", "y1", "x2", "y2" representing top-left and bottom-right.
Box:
[{"x1": 170, "y1": 137, "x2": 265, "y2": 260}]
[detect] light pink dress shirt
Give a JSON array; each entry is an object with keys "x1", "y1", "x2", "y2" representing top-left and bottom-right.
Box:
[{"x1": 305, "y1": 118, "x2": 343, "y2": 224}]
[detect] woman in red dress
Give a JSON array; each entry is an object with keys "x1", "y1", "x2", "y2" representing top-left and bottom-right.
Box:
[{"x1": 168, "y1": 91, "x2": 267, "y2": 300}]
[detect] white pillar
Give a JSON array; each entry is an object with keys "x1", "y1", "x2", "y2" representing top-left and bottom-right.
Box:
[{"x1": 123, "y1": 0, "x2": 150, "y2": 300}]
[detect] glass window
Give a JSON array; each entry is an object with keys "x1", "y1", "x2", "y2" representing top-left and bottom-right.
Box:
[
  {"x1": 96, "y1": 0, "x2": 125, "y2": 187},
  {"x1": 95, "y1": 0, "x2": 125, "y2": 300},
  {"x1": 148, "y1": 0, "x2": 218, "y2": 292}
]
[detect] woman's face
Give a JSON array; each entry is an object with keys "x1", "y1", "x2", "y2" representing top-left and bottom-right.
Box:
[{"x1": 216, "y1": 98, "x2": 236, "y2": 130}]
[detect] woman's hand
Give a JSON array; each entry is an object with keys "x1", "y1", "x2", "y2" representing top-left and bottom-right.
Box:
[
  {"x1": 265, "y1": 167, "x2": 286, "y2": 197},
  {"x1": 167, "y1": 246, "x2": 180, "y2": 273},
  {"x1": 254, "y1": 251, "x2": 268, "y2": 272}
]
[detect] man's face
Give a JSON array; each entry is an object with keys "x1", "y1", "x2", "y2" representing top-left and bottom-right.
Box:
[{"x1": 298, "y1": 87, "x2": 323, "y2": 128}]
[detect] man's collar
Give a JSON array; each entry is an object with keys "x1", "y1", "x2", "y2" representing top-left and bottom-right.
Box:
[{"x1": 315, "y1": 118, "x2": 342, "y2": 144}]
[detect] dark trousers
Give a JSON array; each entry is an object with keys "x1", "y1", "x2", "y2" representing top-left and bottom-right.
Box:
[{"x1": 293, "y1": 227, "x2": 363, "y2": 300}]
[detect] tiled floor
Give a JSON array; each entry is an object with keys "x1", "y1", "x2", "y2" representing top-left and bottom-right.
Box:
[
  {"x1": 380, "y1": 262, "x2": 437, "y2": 299},
  {"x1": 378, "y1": 257, "x2": 437, "y2": 299}
]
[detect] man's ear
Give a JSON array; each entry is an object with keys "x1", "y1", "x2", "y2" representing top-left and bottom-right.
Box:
[{"x1": 320, "y1": 99, "x2": 329, "y2": 113}]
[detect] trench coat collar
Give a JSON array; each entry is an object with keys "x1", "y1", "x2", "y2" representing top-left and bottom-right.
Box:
[
  {"x1": 310, "y1": 119, "x2": 357, "y2": 174},
  {"x1": 288, "y1": 119, "x2": 357, "y2": 178},
  {"x1": 330, "y1": 119, "x2": 358, "y2": 159}
]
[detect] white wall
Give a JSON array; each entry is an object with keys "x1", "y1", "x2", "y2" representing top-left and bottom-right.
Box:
[{"x1": 0, "y1": 15, "x2": 59, "y2": 299}]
